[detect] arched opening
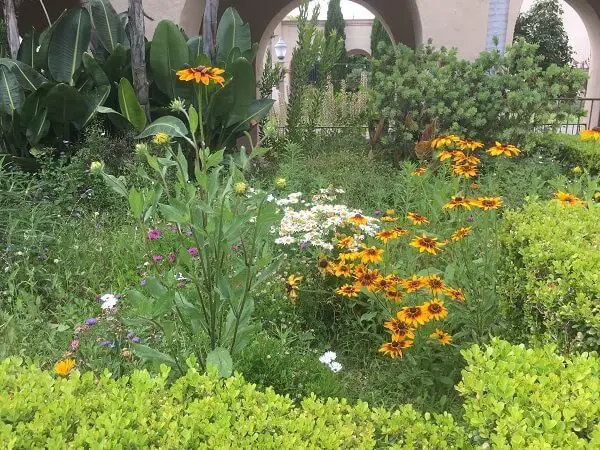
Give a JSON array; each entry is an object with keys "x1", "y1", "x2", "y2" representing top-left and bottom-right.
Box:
[{"x1": 508, "y1": 0, "x2": 600, "y2": 128}]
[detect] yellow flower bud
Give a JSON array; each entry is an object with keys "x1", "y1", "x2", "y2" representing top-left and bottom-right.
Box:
[
  {"x1": 234, "y1": 182, "x2": 248, "y2": 195},
  {"x1": 152, "y1": 133, "x2": 169, "y2": 145},
  {"x1": 572, "y1": 166, "x2": 582, "y2": 174},
  {"x1": 275, "y1": 178, "x2": 287, "y2": 189},
  {"x1": 90, "y1": 161, "x2": 104, "y2": 174}
]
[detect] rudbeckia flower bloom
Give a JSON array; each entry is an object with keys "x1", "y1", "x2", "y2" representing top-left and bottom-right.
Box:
[
  {"x1": 337, "y1": 236, "x2": 355, "y2": 249},
  {"x1": 353, "y1": 266, "x2": 380, "y2": 291},
  {"x1": 407, "y1": 212, "x2": 429, "y2": 225},
  {"x1": 472, "y1": 197, "x2": 503, "y2": 210},
  {"x1": 358, "y1": 246, "x2": 384, "y2": 264},
  {"x1": 401, "y1": 274, "x2": 426, "y2": 292},
  {"x1": 554, "y1": 191, "x2": 582, "y2": 207},
  {"x1": 378, "y1": 337, "x2": 413, "y2": 358},
  {"x1": 285, "y1": 274, "x2": 303, "y2": 301},
  {"x1": 384, "y1": 288, "x2": 404, "y2": 302},
  {"x1": 580, "y1": 129, "x2": 600, "y2": 141},
  {"x1": 444, "y1": 287, "x2": 465, "y2": 302},
  {"x1": 451, "y1": 164, "x2": 478, "y2": 178},
  {"x1": 487, "y1": 141, "x2": 521, "y2": 157},
  {"x1": 55, "y1": 359, "x2": 76, "y2": 377},
  {"x1": 334, "y1": 262, "x2": 353, "y2": 278},
  {"x1": 336, "y1": 284, "x2": 360, "y2": 297},
  {"x1": 424, "y1": 299, "x2": 448, "y2": 320},
  {"x1": 398, "y1": 305, "x2": 430, "y2": 326},
  {"x1": 376, "y1": 230, "x2": 399, "y2": 243},
  {"x1": 443, "y1": 195, "x2": 473, "y2": 210},
  {"x1": 412, "y1": 167, "x2": 428, "y2": 176},
  {"x1": 431, "y1": 134, "x2": 460, "y2": 149},
  {"x1": 176, "y1": 66, "x2": 225, "y2": 86},
  {"x1": 424, "y1": 275, "x2": 445, "y2": 295},
  {"x1": 458, "y1": 138, "x2": 484, "y2": 151},
  {"x1": 384, "y1": 318, "x2": 415, "y2": 340},
  {"x1": 348, "y1": 213, "x2": 368, "y2": 226},
  {"x1": 437, "y1": 150, "x2": 454, "y2": 161},
  {"x1": 451, "y1": 226, "x2": 472, "y2": 241},
  {"x1": 430, "y1": 329, "x2": 452, "y2": 345},
  {"x1": 409, "y1": 234, "x2": 447, "y2": 255}
]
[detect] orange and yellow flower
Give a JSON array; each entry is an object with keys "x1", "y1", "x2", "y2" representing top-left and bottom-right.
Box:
[
  {"x1": 437, "y1": 150, "x2": 454, "y2": 161},
  {"x1": 487, "y1": 141, "x2": 521, "y2": 157},
  {"x1": 285, "y1": 274, "x2": 303, "y2": 302},
  {"x1": 336, "y1": 284, "x2": 361, "y2": 297},
  {"x1": 376, "y1": 229, "x2": 400, "y2": 243},
  {"x1": 444, "y1": 287, "x2": 465, "y2": 302},
  {"x1": 451, "y1": 164, "x2": 478, "y2": 178},
  {"x1": 358, "y1": 246, "x2": 384, "y2": 264},
  {"x1": 401, "y1": 274, "x2": 427, "y2": 292},
  {"x1": 431, "y1": 134, "x2": 460, "y2": 149},
  {"x1": 176, "y1": 66, "x2": 225, "y2": 86},
  {"x1": 472, "y1": 196, "x2": 503, "y2": 210},
  {"x1": 348, "y1": 213, "x2": 368, "y2": 226},
  {"x1": 337, "y1": 236, "x2": 355, "y2": 249},
  {"x1": 412, "y1": 167, "x2": 428, "y2": 176},
  {"x1": 378, "y1": 337, "x2": 413, "y2": 358},
  {"x1": 424, "y1": 275, "x2": 445, "y2": 295},
  {"x1": 423, "y1": 299, "x2": 448, "y2": 320},
  {"x1": 409, "y1": 234, "x2": 447, "y2": 255},
  {"x1": 451, "y1": 226, "x2": 472, "y2": 241},
  {"x1": 458, "y1": 138, "x2": 484, "y2": 152},
  {"x1": 554, "y1": 191, "x2": 582, "y2": 207},
  {"x1": 317, "y1": 257, "x2": 334, "y2": 275},
  {"x1": 334, "y1": 262, "x2": 353, "y2": 278},
  {"x1": 397, "y1": 305, "x2": 430, "y2": 326},
  {"x1": 384, "y1": 318, "x2": 415, "y2": 340},
  {"x1": 384, "y1": 288, "x2": 404, "y2": 303},
  {"x1": 55, "y1": 359, "x2": 76, "y2": 377},
  {"x1": 580, "y1": 129, "x2": 600, "y2": 141},
  {"x1": 430, "y1": 329, "x2": 452, "y2": 345},
  {"x1": 443, "y1": 195, "x2": 473, "y2": 210},
  {"x1": 354, "y1": 266, "x2": 380, "y2": 291},
  {"x1": 407, "y1": 212, "x2": 429, "y2": 225}
]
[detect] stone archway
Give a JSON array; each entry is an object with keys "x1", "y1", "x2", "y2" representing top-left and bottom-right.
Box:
[{"x1": 507, "y1": 0, "x2": 600, "y2": 127}]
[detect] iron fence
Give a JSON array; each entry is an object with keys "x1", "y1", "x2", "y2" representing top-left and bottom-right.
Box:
[{"x1": 538, "y1": 98, "x2": 600, "y2": 134}]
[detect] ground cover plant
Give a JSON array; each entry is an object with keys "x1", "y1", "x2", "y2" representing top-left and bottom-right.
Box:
[{"x1": 1, "y1": 1, "x2": 600, "y2": 447}]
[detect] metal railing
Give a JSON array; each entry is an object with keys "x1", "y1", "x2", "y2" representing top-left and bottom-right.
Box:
[{"x1": 538, "y1": 98, "x2": 600, "y2": 134}]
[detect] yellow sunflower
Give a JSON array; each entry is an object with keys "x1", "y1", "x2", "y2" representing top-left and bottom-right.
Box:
[
  {"x1": 451, "y1": 226, "x2": 472, "y2": 241},
  {"x1": 407, "y1": 212, "x2": 429, "y2": 225},
  {"x1": 336, "y1": 284, "x2": 361, "y2": 297},
  {"x1": 430, "y1": 329, "x2": 452, "y2": 345},
  {"x1": 554, "y1": 191, "x2": 582, "y2": 207},
  {"x1": 397, "y1": 305, "x2": 430, "y2": 326},
  {"x1": 348, "y1": 213, "x2": 369, "y2": 226},
  {"x1": 472, "y1": 197, "x2": 503, "y2": 210},
  {"x1": 378, "y1": 337, "x2": 413, "y2": 358},
  {"x1": 55, "y1": 359, "x2": 76, "y2": 377},
  {"x1": 176, "y1": 65, "x2": 225, "y2": 86},
  {"x1": 451, "y1": 164, "x2": 478, "y2": 178},
  {"x1": 409, "y1": 234, "x2": 447, "y2": 255},
  {"x1": 423, "y1": 299, "x2": 448, "y2": 320}
]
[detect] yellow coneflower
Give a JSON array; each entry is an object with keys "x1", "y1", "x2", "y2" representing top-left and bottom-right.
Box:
[
  {"x1": 384, "y1": 288, "x2": 404, "y2": 303},
  {"x1": 317, "y1": 257, "x2": 334, "y2": 275},
  {"x1": 152, "y1": 132, "x2": 169, "y2": 145},
  {"x1": 353, "y1": 266, "x2": 380, "y2": 292},
  {"x1": 444, "y1": 287, "x2": 465, "y2": 302},
  {"x1": 381, "y1": 216, "x2": 399, "y2": 223},
  {"x1": 458, "y1": 138, "x2": 484, "y2": 151},
  {"x1": 397, "y1": 305, "x2": 430, "y2": 326},
  {"x1": 423, "y1": 299, "x2": 448, "y2": 320},
  {"x1": 430, "y1": 329, "x2": 452, "y2": 345},
  {"x1": 412, "y1": 167, "x2": 428, "y2": 176},
  {"x1": 407, "y1": 212, "x2": 429, "y2": 225},
  {"x1": 437, "y1": 150, "x2": 454, "y2": 161},
  {"x1": 376, "y1": 229, "x2": 400, "y2": 243},
  {"x1": 391, "y1": 227, "x2": 409, "y2": 236},
  {"x1": 431, "y1": 134, "x2": 460, "y2": 149},
  {"x1": 384, "y1": 318, "x2": 415, "y2": 340},
  {"x1": 409, "y1": 234, "x2": 447, "y2": 255},
  {"x1": 378, "y1": 337, "x2": 413, "y2": 358},
  {"x1": 401, "y1": 274, "x2": 426, "y2": 293},
  {"x1": 487, "y1": 141, "x2": 521, "y2": 157},
  {"x1": 443, "y1": 195, "x2": 473, "y2": 210},
  {"x1": 358, "y1": 246, "x2": 384, "y2": 264},
  {"x1": 385, "y1": 209, "x2": 395, "y2": 216},
  {"x1": 424, "y1": 275, "x2": 445, "y2": 295},
  {"x1": 334, "y1": 262, "x2": 353, "y2": 278},
  {"x1": 55, "y1": 359, "x2": 76, "y2": 377},
  {"x1": 451, "y1": 164, "x2": 478, "y2": 178},
  {"x1": 580, "y1": 129, "x2": 600, "y2": 141},
  {"x1": 455, "y1": 153, "x2": 481, "y2": 166},
  {"x1": 348, "y1": 213, "x2": 368, "y2": 226},
  {"x1": 337, "y1": 236, "x2": 355, "y2": 249},
  {"x1": 285, "y1": 274, "x2": 303, "y2": 302},
  {"x1": 336, "y1": 284, "x2": 361, "y2": 297},
  {"x1": 451, "y1": 226, "x2": 472, "y2": 241},
  {"x1": 176, "y1": 65, "x2": 225, "y2": 86},
  {"x1": 472, "y1": 197, "x2": 503, "y2": 210},
  {"x1": 554, "y1": 191, "x2": 582, "y2": 207}
]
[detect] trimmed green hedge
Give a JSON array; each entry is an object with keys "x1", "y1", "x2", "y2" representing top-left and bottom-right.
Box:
[
  {"x1": 2, "y1": 339, "x2": 599, "y2": 448},
  {"x1": 500, "y1": 200, "x2": 600, "y2": 352},
  {"x1": 538, "y1": 134, "x2": 600, "y2": 171}
]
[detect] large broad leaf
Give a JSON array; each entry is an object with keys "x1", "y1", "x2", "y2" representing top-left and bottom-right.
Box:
[
  {"x1": 206, "y1": 347, "x2": 233, "y2": 378},
  {"x1": 96, "y1": 105, "x2": 131, "y2": 130},
  {"x1": 74, "y1": 84, "x2": 111, "y2": 129},
  {"x1": 102, "y1": 43, "x2": 129, "y2": 82},
  {"x1": 2, "y1": 59, "x2": 48, "y2": 91},
  {"x1": 90, "y1": 0, "x2": 126, "y2": 54},
  {"x1": 150, "y1": 20, "x2": 189, "y2": 99},
  {"x1": 0, "y1": 66, "x2": 25, "y2": 114},
  {"x1": 226, "y1": 57, "x2": 254, "y2": 127},
  {"x1": 187, "y1": 36, "x2": 209, "y2": 67},
  {"x1": 82, "y1": 52, "x2": 110, "y2": 86},
  {"x1": 118, "y1": 78, "x2": 147, "y2": 132},
  {"x1": 19, "y1": 86, "x2": 52, "y2": 124},
  {"x1": 48, "y1": 8, "x2": 92, "y2": 85},
  {"x1": 18, "y1": 28, "x2": 39, "y2": 67},
  {"x1": 131, "y1": 344, "x2": 179, "y2": 371},
  {"x1": 44, "y1": 83, "x2": 88, "y2": 124},
  {"x1": 26, "y1": 108, "x2": 50, "y2": 145},
  {"x1": 136, "y1": 116, "x2": 188, "y2": 139},
  {"x1": 216, "y1": 8, "x2": 252, "y2": 66}
]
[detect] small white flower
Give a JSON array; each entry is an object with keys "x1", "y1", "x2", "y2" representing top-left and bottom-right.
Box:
[
  {"x1": 319, "y1": 351, "x2": 337, "y2": 364},
  {"x1": 328, "y1": 361, "x2": 343, "y2": 373},
  {"x1": 15, "y1": 251, "x2": 24, "y2": 256},
  {"x1": 100, "y1": 293, "x2": 119, "y2": 309},
  {"x1": 53, "y1": 259, "x2": 59, "y2": 264}
]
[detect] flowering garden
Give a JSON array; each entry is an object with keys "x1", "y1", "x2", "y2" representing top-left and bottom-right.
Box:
[{"x1": 1, "y1": 2, "x2": 600, "y2": 448}]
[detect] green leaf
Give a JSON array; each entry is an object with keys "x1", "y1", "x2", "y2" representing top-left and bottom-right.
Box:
[
  {"x1": 17, "y1": 28, "x2": 38, "y2": 67},
  {"x1": 158, "y1": 203, "x2": 188, "y2": 224},
  {"x1": 26, "y1": 108, "x2": 50, "y2": 145},
  {"x1": 206, "y1": 347, "x2": 233, "y2": 378},
  {"x1": 216, "y1": 8, "x2": 252, "y2": 66},
  {"x1": 187, "y1": 36, "x2": 209, "y2": 66},
  {"x1": 82, "y1": 52, "x2": 110, "y2": 86},
  {"x1": 44, "y1": 83, "x2": 88, "y2": 124},
  {"x1": 226, "y1": 58, "x2": 254, "y2": 127},
  {"x1": 131, "y1": 343, "x2": 178, "y2": 369},
  {"x1": 102, "y1": 43, "x2": 128, "y2": 81},
  {"x1": 74, "y1": 85, "x2": 111, "y2": 130},
  {"x1": 96, "y1": 105, "x2": 131, "y2": 130},
  {"x1": 90, "y1": 0, "x2": 127, "y2": 53},
  {"x1": 118, "y1": 78, "x2": 147, "y2": 131},
  {"x1": 188, "y1": 105, "x2": 199, "y2": 135},
  {"x1": 136, "y1": 116, "x2": 189, "y2": 139},
  {"x1": 128, "y1": 188, "x2": 144, "y2": 219},
  {"x1": 48, "y1": 7, "x2": 92, "y2": 85},
  {"x1": 6, "y1": 60, "x2": 48, "y2": 91},
  {"x1": 0, "y1": 65, "x2": 25, "y2": 114},
  {"x1": 101, "y1": 173, "x2": 128, "y2": 197},
  {"x1": 150, "y1": 20, "x2": 190, "y2": 99}
]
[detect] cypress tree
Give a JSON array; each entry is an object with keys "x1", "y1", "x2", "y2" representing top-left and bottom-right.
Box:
[
  {"x1": 324, "y1": 0, "x2": 347, "y2": 86},
  {"x1": 370, "y1": 18, "x2": 392, "y2": 60}
]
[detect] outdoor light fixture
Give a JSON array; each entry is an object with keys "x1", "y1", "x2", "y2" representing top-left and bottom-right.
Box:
[{"x1": 274, "y1": 37, "x2": 288, "y2": 61}]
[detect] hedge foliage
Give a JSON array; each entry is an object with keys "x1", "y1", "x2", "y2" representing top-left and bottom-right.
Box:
[
  {"x1": 2, "y1": 339, "x2": 599, "y2": 448},
  {"x1": 540, "y1": 134, "x2": 600, "y2": 172},
  {"x1": 458, "y1": 339, "x2": 600, "y2": 449},
  {"x1": 500, "y1": 199, "x2": 600, "y2": 352}
]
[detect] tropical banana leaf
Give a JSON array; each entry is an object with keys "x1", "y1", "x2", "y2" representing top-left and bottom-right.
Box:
[
  {"x1": 118, "y1": 78, "x2": 147, "y2": 132},
  {"x1": 82, "y1": 52, "x2": 110, "y2": 86},
  {"x1": 48, "y1": 8, "x2": 92, "y2": 85},
  {"x1": 216, "y1": 8, "x2": 252, "y2": 66},
  {"x1": 26, "y1": 108, "x2": 50, "y2": 145},
  {"x1": 44, "y1": 83, "x2": 88, "y2": 124},
  {"x1": 90, "y1": 0, "x2": 127, "y2": 54},
  {"x1": 17, "y1": 28, "x2": 39, "y2": 67},
  {"x1": 137, "y1": 116, "x2": 189, "y2": 139},
  {"x1": 0, "y1": 59, "x2": 48, "y2": 91},
  {"x1": 150, "y1": 21, "x2": 190, "y2": 99},
  {"x1": 187, "y1": 36, "x2": 209, "y2": 67},
  {"x1": 0, "y1": 65, "x2": 25, "y2": 114},
  {"x1": 102, "y1": 43, "x2": 128, "y2": 82},
  {"x1": 74, "y1": 84, "x2": 111, "y2": 129},
  {"x1": 226, "y1": 57, "x2": 254, "y2": 127}
]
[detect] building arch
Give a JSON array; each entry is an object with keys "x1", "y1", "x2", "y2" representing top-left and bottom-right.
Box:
[{"x1": 347, "y1": 48, "x2": 371, "y2": 57}]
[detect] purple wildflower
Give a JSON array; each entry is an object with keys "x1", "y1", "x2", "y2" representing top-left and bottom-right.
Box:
[
  {"x1": 71, "y1": 339, "x2": 79, "y2": 350},
  {"x1": 131, "y1": 336, "x2": 141, "y2": 344},
  {"x1": 168, "y1": 252, "x2": 176, "y2": 263},
  {"x1": 374, "y1": 210, "x2": 382, "y2": 216},
  {"x1": 99, "y1": 340, "x2": 115, "y2": 347},
  {"x1": 187, "y1": 247, "x2": 199, "y2": 256},
  {"x1": 152, "y1": 255, "x2": 163, "y2": 263},
  {"x1": 299, "y1": 242, "x2": 308, "y2": 250},
  {"x1": 127, "y1": 331, "x2": 136, "y2": 340},
  {"x1": 86, "y1": 318, "x2": 97, "y2": 326},
  {"x1": 147, "y1": 229, "x2": 161, "y2": 241}
]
